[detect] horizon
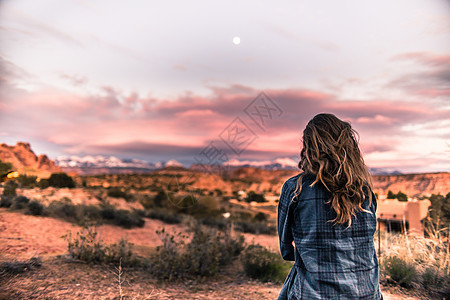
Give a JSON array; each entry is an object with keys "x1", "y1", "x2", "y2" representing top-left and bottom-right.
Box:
[{"x1": 0, "y1": 0, "x2": 449, "y2": 174}]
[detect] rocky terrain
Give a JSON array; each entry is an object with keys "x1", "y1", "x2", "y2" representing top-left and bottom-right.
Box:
[
  {"x1": 0, "y1": 142, "x2": 61, "y2": 177},
  {"x1": 1, "y1": 141, "x2": 448, "y2": 198}
]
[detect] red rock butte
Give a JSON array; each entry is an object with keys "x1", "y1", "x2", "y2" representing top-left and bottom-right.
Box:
[{"x1": 0, "y1": 142, "x2": 61, "y2": 178}]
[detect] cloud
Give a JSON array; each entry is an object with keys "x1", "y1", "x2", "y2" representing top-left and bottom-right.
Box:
[
  {"x1": 0, "y1": 57, "x2": 448, "y2": 172},
  {"x1": 59, "y1": 73, "x2": 88, "y2": 86},
  {"x1": 388, "y1": 52, "x2": 450, "y2": 98}
]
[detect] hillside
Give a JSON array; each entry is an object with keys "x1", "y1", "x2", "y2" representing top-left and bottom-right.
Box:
[{"x1": 0, "y1": 142, "x2": 61, "y2": 177}]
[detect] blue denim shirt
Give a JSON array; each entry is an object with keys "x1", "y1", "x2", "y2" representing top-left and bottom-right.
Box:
[{"x1": 278, "y1": 173, "x2": 382, "y2": 299}]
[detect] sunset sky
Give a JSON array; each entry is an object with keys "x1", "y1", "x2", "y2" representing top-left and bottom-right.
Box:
[{"x1": 0, "y1": 0, "x2": 449, "y2": 173}]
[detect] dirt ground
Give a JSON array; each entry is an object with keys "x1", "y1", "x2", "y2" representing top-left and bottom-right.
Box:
[{"x1": 0, "y1": 209, "x2": 427, "y2": 299}]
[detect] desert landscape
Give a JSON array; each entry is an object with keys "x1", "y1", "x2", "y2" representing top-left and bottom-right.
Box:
[{"x1": 0, "y1": 142, "x2": 449, "y2": 299}]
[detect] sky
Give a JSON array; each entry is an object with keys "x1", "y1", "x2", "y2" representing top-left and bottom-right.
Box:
[{"x1": 0, "y1": 0, "x2": 449, "y2": 173}]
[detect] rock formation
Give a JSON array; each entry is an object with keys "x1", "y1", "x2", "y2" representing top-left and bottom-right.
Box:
[{"x1": 0, "y1": 142, "x2": 61, "y2": 177}]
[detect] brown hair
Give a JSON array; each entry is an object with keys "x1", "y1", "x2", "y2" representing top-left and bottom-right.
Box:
[{"x1": 294, "y1": 113, "x2": 373, "y2": 227}]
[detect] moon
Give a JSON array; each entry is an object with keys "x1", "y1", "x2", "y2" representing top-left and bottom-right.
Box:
[{"x1": 233, "y1": 36, "x2": 240, "y2": 45}]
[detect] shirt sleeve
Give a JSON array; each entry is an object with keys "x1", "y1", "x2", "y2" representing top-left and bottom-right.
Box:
[{"x1": 278, "y1": 180, "x2": 295, "y2": 261}]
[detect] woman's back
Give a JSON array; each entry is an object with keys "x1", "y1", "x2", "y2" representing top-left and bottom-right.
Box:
[
  {"x1": 278, "y1": 173, "x2": 381, "y2": 299},
  {"x1": 278, "y1": 113, "x2": 382, "y2": 299}
]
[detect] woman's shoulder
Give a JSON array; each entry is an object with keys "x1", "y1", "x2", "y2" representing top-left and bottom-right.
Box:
[{"x1": 283, "y1": 172, "x2": 316, "y2": 190}]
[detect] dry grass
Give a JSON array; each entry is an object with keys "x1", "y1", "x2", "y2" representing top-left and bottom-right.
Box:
[{"x1": 375, "y1": 225, "x2": 449, "y2": 296}]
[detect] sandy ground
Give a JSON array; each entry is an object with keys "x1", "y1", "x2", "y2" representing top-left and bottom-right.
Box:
[{"x1": 0, "y1": 209, "x2": 426, "y2": 299}]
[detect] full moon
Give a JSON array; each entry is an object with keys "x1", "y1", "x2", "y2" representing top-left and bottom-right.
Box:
[{"x1": 233, "y1": 36, "x2": 240, "y2": 45}]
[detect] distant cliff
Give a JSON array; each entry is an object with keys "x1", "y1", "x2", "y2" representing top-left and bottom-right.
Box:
[
  {"x1": 0, "y1": 142, "x2": 61, "y2": 177},
  {"x1": 372, "y1": 172, "x2": 450, "y2": 197}
]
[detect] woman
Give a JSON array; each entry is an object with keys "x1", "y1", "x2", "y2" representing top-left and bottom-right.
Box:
[{"x1": 278, "y1": 113, "x2": 382, "y2": 299}]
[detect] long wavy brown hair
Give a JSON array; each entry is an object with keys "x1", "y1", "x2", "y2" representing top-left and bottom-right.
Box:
[{"x1": 293, "y1": 113, "x2": 373, "y2": 227}]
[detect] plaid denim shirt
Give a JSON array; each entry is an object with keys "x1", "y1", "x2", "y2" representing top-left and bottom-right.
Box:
[{"x1": 278, "y1": 173, "x2": 382, "y2": 300}]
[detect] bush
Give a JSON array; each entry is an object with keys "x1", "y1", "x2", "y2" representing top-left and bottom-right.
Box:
[
  {"x1": 64, "y1": 226, "x2": 137, "y2": 265},
  {"x1": 242, "y1": 244, "x2": 292, "y2": 283},
  {"x1": 47, "y1": 199, "x2": 77, "y2": 220},
  {"x1": 113, "y1": 209, "x2": 145, "y2": 229},
  {"x1": 48, "y1": 172, "x2": 75, "y2": 188},
  {"x1": 107, "y1": 187, "x2": 133, "y2": 201},
  {"x1": 0, "y1": 196, "x2": 13, "y2": 208},
  {"x1": 148, "y1": 224, "x2": 245, "y2": 280},
  {"x1": 0, "y1": 160, "x2": 13, "y2": 175},
  {"x1": 245, "y1": 191, "x2": 266, "y2": 203},
  {"x1": 12, "y1": 195, "x2": 30, "y2": 209},
  {"x1": 146, "y1": 209, "x2": 183, "y2": 224},
  {"x1": 234, "y1": 220, "x2": 277, "y2": 235},
  {"x1": 254, "y1": 212, "x2": 268, "y2": 222},
  {"x1": 153, "y1": 190, "x2": 167, "y2": 207},
  {"x1": 200, "y1": 216, "x2": 229, "y2": 231},
  {"x1": 0, "y1": 257, "x2": 42, "y2": 275},
  {"x1": 17, "y1": 175, "x2": 37, "y2": 188},
  {"x1": 37, "y1": 178, "x2": 49, "y2": 189},
  {"x1": 27, "y1": 200, "x2": 44, "y2": 215},
  {"x1": 383, "y1": 256, "x2": 417, "y2": 288},
  {"x1": 2, "y1": 181, "x2": 17, "y2": 197}
]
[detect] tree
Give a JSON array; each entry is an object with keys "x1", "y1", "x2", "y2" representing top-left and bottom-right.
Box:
[
  {"x1": 424, "y1": 193, "x2": 450, "y2": 238},
  {"x1": 48, "y1": 172, "x2": 75, "y2": 188},
  {"x1": 245, "y1": 191, "x2": 266, "y2": 203},
  {"x1": 387, "y1": 190, "x2": 396, "y2": 199},
  {"x1": 396, "y1": 191, "x2": 408, "y2": 202},
  {"x1": 0, "y1": 160, "x2": 13, "y2": 175}
]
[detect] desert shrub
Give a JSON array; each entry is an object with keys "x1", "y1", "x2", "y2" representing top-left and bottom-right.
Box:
[
  {"x1": 12, "y1": 195, "x2": 30, "y2": 209},
  {"x1": 148, "y1": 224, "x2": 245, "y2": 280},
  {"x1": 48, "y1": 172, "x2": 75, "y2": 188},
  {"x1": 254, "y1": 212, "x2": 268, "y2": 222},
  {"x1": 100, "y1": 204, "x2": 117, "y2": 220},
  {"x1": 0, "y1": 196, "x2": 13, "y2": 208},
  {"x1": 176, "y1": 195, "x2": 198, "y2": 213},
  {"x1": 47, "y1": 199, "x2": 144, "y2": 228},
  {"x1": 245, "y1": 191, "x2": 266, "y2": 203},
  {"x1": 234, "y1": 220, "x2": 277, "y2": 235},
  {"x1": 242, "y1": 244, "x2": 292, "y2": 283},
  {"x1": 37, "y1": 178, "x2": 49, "y2": 189},
  {"x1": 424, "y1": 193, "x2": 450, "y2": 237},
  {"x1": 113, "y1": 209, "x2": 145, "y2": 229},
  {"x1": 200, "y1": 216, "x2": 229, "y2": 231},
  {"x1": 146, "y1": 209, "x2": 183, "y2": 224},
  {"x1": 0, "y1": 257, "x2": 42, "y2": 276},
  {"x1": 421, "y1": 267, "x2": 448, "y2": 291},
  {"x1": 148, "y1": 229, "x2": 188, "y2": 280},
  {"x1": 383, "y1": 256, "x2": 417, "y2": 288},
  {"x1": 376, "y1": 231, "x2": 450, "y2": 296},
  {"x1": 107, "y1": 187, "x2": 133, "y2": 201},
  {"x1": 153, "y1": 190, "x2": 167, "y2": 207},
  {"x1": 64, "y1": 226, "x2": 137, "y2": 265},
  {"x1": 47, "y1": 199, "x2": 77, "y2": 220},
  {"x1": 17, "y1": 175, "x2": 37, "y2": 188},
  {"x1": 0, "y1": 160, "x2": 12, "y2": 174},
  {"x1": 2, "y1": 180, "x2": 17, "y2": 197},
  {"x1": 27, "y1": 200, "x2": 44, "y2": 215}
]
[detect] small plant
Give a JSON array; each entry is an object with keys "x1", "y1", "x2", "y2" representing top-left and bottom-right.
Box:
[
  {"x1": 12, "y1": 195, "x2": 30, "y2": 209},
  {"x1": 2, "y1": 180, "x2": 17, "y2": 197},
  {"x1": 64, "y1": 226, "x2": 136, "y2": 265},
  {"x1": 148, "y1": 223, "x2": 245, "y2": 280},
  {"x1": 107, "y1": 187, "x2": 133, "y2": 201},
  {"x1": 245, "y1": 191, "x2": 266, "y2": 203},
  {"x1": 0, "y1": 257, "x2": 42, "y2": 276},
  {"x1": 383, "y1": 256, "x2": 417, "y2": 288},
  {"x1": 27, "y1": 200, "x2": 44, "y2": 215},
  {"x1": 146, "y1": 209, "x2": 183, "y2": 224},
  {"x1": 242, "y1": 244, "x2": 292, "y2": 283},
  {"x1": 0, "y1": 195, "x2": 13, "y2": 208},
  {"x1": 17, "y1": 174, "x2": 37, "y2": 188}
]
